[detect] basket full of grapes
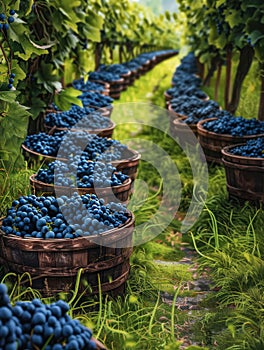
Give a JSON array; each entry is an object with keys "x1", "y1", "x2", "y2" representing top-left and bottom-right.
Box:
[
  {"x1": 221, "y1": 137, "x2": 264, "y2": 204},
  {"x1": 0, "y1": 283, "x2": 108, "y2": 349},
  {"x1": 0, "y1": 193, "x2": 135, "y2": 297},
  {"x1": 197, "y1": 117, "x2": 264, "y2": 164},
  {"x1": 44, "y1": 108, "x2": 116, "y2": 138},
  {"x1": 22, "y1": 132, "x2": 141, "y2": 180},
  {"x1": 30, "y1": 159, "x2": 132, "y2": 203}
]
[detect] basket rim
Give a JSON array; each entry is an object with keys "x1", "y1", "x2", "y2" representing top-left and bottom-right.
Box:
[
  {"x1": 43, "y1": 119, "x2": 116, "y2": 133},
  {"x1": 90, "y1": 78, "x2": 124, "y2": 85},
  {"x1": 197, "y1": 117, "x2": 264, "y2": 139},
  {"x1": 120, "y1": 71, "x2": 131, "y2": 78},
  {"x1": 87, "y1": 79, "x2": 111, "y2": 89},
  {"x1": 30, "y1": 173, "x2": 132, "y2": 191},
  {"x1": 0, "y1": 210, "x2": 135, "y2": 244},
  {"x1": 22, "y1": 143, "x2": 140, "y2": 164},
  {"x1": 22, "y1": 144, "x2": 63, "y2": 161}
]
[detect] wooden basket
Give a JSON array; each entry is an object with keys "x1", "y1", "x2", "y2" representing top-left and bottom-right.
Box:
[
  {"x1": 88, "y1": 80, "x2": 111, "y2": 90},
  {"x1": 164, "y1": 91, "x2": 172, "y2": 102},
  {"x1": 170, "y1": 115, "x2": 198, "y2": 138},
  {"x1": 22, "y1": 144, "x2": 140, "y2": 177},
  {"x1": 0, "y1": 212, "x2": 135, "y2": 297},
  {"x1": 30, "y1": 174, "x2": 132, "y2": 204},
  {"x1": 222, "y1": 144, "x2": 264, "y2": 205},
  {"x1": 197, "y1": 118, "x2": 264, "y2": 164},
  {"x1": 22, "y1": 144, "x2": 63, "y2": 164},
  {"x1": 120, "y1": 71, "x2": 131, "y2": 89},
  {"x1": 112, "y1": 150, "x2": 141, "y2": 181},
  {"x1": 44, "y1": 120, "x2": 116, "y2": 139}
]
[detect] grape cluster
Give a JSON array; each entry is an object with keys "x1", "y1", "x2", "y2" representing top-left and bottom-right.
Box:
[
  {"x1": 7, "y1": 73, "x2": 15, "y2": 90},
  {"x1": 0, "y1": 283, "x2": 97, "y2": 350},
  {"x1": 202, "y1": 116, "x2": 264, "y2": 136},
  {"x1": 23, "y1": 132, "x2": 66, "y2": 156},
  {"x1": 89, "y1": 71, "x2": 121, "y2": 83},
  {"x1": 216, "y1": 4, "x2": 230, "y2": 36},
  {"x1": 170, "y1": 95, "x2": 219, "y2": 122},
  {"x1": 229, "y1": 138, "x2": 264, "y2": 158},
  {"x1": 123, "y1": 61, "x2": 141, "y2": 72},
  {"x1": 99, "y1": 64, "x2": 130, "y2": 75},
  {"x1": 23, "y1": 132, "x2": 129, "y2": 161},
  {"x1": 0, "y1": 284, "x2": 21, "y2": 350},
  {"x1": 167, "y1": 83, "x2": 207, "y2": 100},
  {"x1": 45, "y1": 108, "x2": 110, "y2": 130},
  {"x1": 175, "y1": 52, "x2": 197, "y2": 75},
  {"x1": 184, "y1": 109, "x2": 233, "y2": 125},
  {"x1": 2, "y1": 193, "x2": 129, "y2": 239},
  {"x1": 78, "y1": 91, "x2": 113, "y2": 108},
  {"x1": 0, "y1": 9, "x2": 15, "y2": 31},
  {"x1": 36, "y1": 158, "x2": 129, "y2": 188},
  {"x1": 72, "y1": 79, "x2": 105, "y2": 92},
  {"x1": 172, "y1": 71, "x2": 201, "y2": 87},
  {"x1": 131, "y1": 57, "x2": 149, "y2": 66}
]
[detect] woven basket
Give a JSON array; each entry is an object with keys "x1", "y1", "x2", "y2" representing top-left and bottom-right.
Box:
[
  {"x1": 44, "y1": 120, "x2": 116, "y2": 139},
  {"x1": 30, "y1": 175, "x2": 132, "y2": 204},
  {"x1": 164, "y1": 91, "x2": 172, "y2": 102},
  {"x1": 120, "y1": 71, "x2": 131, "y2": 89},
  {"x1": 0, "y1": 212, "x2": 134, "y2": 297},
  {"x1": 22, "y1": 144, "x2": 62, "y2": 164},
  {"x1": 197, "y1": 118, "x2": 264, "y2": 164},
  {"x1": 112, "y1": 150, "x2": 141, "y2": 181},
  {"x1": 22, "y1": 144, "x2": 140, "y2": 177},
  {"x1": 222, "y1": 144, "x2": 264, "y2": 205},
  {"x1": 170, "y1": 115, "x2": 198, "y2": 138}
]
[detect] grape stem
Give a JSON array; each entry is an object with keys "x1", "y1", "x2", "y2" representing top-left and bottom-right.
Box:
[{"x1": 0, "y1": 39, "x2": 11, "y2": 75}]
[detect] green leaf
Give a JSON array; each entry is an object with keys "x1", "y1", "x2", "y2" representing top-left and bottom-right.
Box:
[
  {"x1": 216, "y1": 0, "x2": 226, "y2": 8},
  {"x1": 215, "y1": 32, "x2": 228, "y2": 49},
  {"x1": 54, "y1": 88, "x2": 83, "y2": 111},
  {"x1": 250, "y1": 30, "x2": 264, "y2": 45},
  {"x1": 255, "y1": 38, "x2": 264, "y2": 62},
  {"x1": 225, "y1": 10, "x2": 243, "y2": 28},
  {"x1": 0, "y1": 91, "x2": 19, "y2": 103}
]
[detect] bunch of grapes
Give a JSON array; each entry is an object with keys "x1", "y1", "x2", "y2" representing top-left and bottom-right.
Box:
[
  {"x1": 202, "y1": 116, "x2": 264, "y2": 136},
  {"x1": 228, "y1": 137, "x2": 264, "y2": 158},
  {"x1": 2, "y1": 193, "x2": 129, "y2": 239},
  {"x1": 36, "y1": 158, "x2": 129, "y2": 188},
  {"x1": 0, "y1": 283, "x2": 98, "y2": 349}
]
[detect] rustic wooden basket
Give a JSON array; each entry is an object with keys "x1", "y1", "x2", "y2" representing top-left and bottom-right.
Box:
[
  {"x1": 197, "y1": 118, "x2": 264, "y2": 164},
  {"x1": 0, "y1": 212, "x2": 135, "y2": 297},
  {"x1": 30, "y1": 174, "x2": 132, "y2": 204},
  {"x1": 44, "y1": 119, "x2": 116, "y2": 139},
  {"x1": 112, "y1": 150, "x2": 141, "y2": 181},
  {"x1": 88, "y1": 80, "x2": 111, "y2": 90},
  {"x1": 22, "y1": 144, "x2": 63, "y2": 164},
  {"x1": 222, "y1": 144, "x2": 264, "y2": 205},
  {"x1": 164, "y1": 91, "x2": 172, "y2": 102},
  {"x1": 120, "y1": 71, "x2": 131, "y2": 89},
  {"x1": 22, "y1": 143, "x2": 140, "y2": 178},
  {"x1": 170, "y1": 115, "x2": 198, "y2": 138}
]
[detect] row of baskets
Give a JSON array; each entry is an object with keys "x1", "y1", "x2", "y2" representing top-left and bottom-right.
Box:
[
  {"x1": 0, "y1": 49, "x2": 179, "y2": 299},
  {"x1": 92, "y1": 50, "x2": 178, "y2": 99},
  {"x1": 166, "y1": 78, "x2": 264, "y2": 206}
]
